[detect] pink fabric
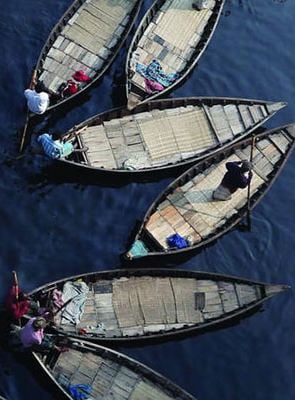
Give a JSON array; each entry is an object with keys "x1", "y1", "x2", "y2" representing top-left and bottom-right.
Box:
[
  {"x1": 144, "y1": 78, "x2": 164, "y2": 93},
  {"x1": 20, "y1": 318, "x2": 44, "y2": 348},
  {"x1": 52, "y1": 289, "x2": 64, "y2": 309}
]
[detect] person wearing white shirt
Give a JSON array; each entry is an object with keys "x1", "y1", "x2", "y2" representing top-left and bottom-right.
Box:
[{"x1": 24, "y1": 74, "x2": 50, "y2": 114}]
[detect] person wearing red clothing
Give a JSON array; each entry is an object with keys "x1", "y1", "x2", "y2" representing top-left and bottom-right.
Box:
[{"x1": 6, "y1": 287, "x2": 39, "y2": 320}]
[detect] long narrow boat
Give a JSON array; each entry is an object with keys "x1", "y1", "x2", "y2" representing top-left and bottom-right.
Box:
[
  {"x1": 59, "y1": 97, "x2": 285, "y2": 174},
  {"x1": 31, "y1": 0, "x2": 143, "y2": 112},
  {"x1": 126, "y1": 124, "x2": 295, "y2": 258},
  {"x1": 125, "y1": 0, "x2": 225, "y2": 109},
  {"x1": 33, "y1": 338, "x2": 196, "y2": 399},
  {"x1": 27, "y1": 269, "x2": 288, "y2": 343}
]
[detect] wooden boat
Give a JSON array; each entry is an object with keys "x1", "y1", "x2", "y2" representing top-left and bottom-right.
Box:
[
  {"x1": 125, "y1": 0, "x2": 225, "y2": 109},
  {"x1": 126, "y1": 124, "x2": 295, "y2": 258},
  {"x1": 32, "y1": 0, "x2": 143, "y2": 112},
  {"x1": 33, "y1": 338, "x2": 196, "y2": 399},
  {"x1": 27, "y1": 268, "x2": 288, "y2": 343},
  {"x1": 59, "y1": 97, "x2": 285, "y2": 174}
]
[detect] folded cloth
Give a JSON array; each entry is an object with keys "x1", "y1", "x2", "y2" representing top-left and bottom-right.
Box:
[
  {"x1": 60, "y1": 281, "x2": 89, "y2": 325},
  {"x1": 144, "y1": 78, "x2": 164, "y2": 93},
  {"x1": 212, "y1": 184, "x2": 232, "y2": 201},
  {"x1": 136, "y1": 60, "x2": 178, "y2": 87},
  {"x1": 68, "y1": 384, "x2": 92, "y2": 400},
  {"x1": 73, "y1": 70, "x2": 91, "y2": 82}
]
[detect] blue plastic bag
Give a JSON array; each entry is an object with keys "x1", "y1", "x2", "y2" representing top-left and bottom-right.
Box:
[{"x1": 167, "y1": 233, "x2": 188, "y2": 249}]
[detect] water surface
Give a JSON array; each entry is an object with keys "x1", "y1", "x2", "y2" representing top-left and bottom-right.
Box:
[{"x1": 0, "y1": 1, "x2": 294, "y2": 399}]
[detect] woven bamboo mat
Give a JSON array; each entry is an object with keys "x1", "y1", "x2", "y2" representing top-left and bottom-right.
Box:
[
  {"x1": 154, "y1": 0, "x2": 212, "y2": 51},
  {"x1": 138, "y1": 109, "x2": 214, "y2": 161},
  {"x1": 171, "y1": 278, "x2": 203, "y2": 323}
]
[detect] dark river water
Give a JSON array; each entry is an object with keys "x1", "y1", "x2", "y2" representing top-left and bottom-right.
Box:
[{"x1": 0, "y1": 0, "x2": 294, "y2": 399}]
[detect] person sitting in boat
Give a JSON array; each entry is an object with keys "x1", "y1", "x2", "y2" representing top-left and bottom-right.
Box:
[
  {"x1": 18, "y1": 316, "x2": 66, "y2": 353},
  {"x1": 6, "y1": 287, "x2": 40, "y2": 321},
  {"x1": 213, "y1": 160, "x2": 253, "y2": 201},
  {"x1": 37, "y1": 133, "x2": 88, "y2": 160},
  {"x1": 24, "y1": 79, "x2": 50, "y2": 115},
  {"x1": 37, "y1": 133, "x2": 74, "y2": 159}
]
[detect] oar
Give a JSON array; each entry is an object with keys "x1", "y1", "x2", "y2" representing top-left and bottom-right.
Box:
[
  {"x1": 246, "y1": 135, "x2": 256, "y2": 231},
  {"x1": 19, "y1": 68, "x2": 38, "y2": 153},
  {"x1": 12, "y1": 270, "x2": 21, "y2": 326}
]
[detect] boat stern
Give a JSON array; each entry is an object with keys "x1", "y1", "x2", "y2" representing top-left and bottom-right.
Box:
[
  {"x1": 127, "y1": 93, "x2": 142, "y2": 110},
  {"x1": 125, "y1": 240, "x2": 149, "y2": 260}
]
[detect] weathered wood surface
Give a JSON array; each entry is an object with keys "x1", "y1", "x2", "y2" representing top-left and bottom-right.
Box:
[
  {"x1": 36, "y1": 0, "x2": 140, "y2": 109},
  {"x1": 126, "y1": 0, "x2": 224, "y2": 108},
  {"x1": 32, "y1": 273, "x2": 268, "y2": 341},
  {"x1": 37, "y1": 339, "x2": 196, "y2": 399},
  {"x1": 62, "y1": 99, "x2": 285, "y2": 172},
  {"x1": 127, "y1": 125, "x2": 294, "y2": 255}
]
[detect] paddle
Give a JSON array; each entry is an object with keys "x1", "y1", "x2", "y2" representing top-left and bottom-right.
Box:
[
  {"x1": 245, "y1": 134, "x2": 256, "y2": 231},
  {"x1": 19, "y1": 68, "x2": 38, "y2": 153}
]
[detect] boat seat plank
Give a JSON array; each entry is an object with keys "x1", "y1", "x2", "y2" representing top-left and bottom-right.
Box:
[
  {"x1": 269, "y1": 131, "x2": 291, "y2": 153},
  {"x1": 207, "y1": 105, "x2": 234, "y2": 142},
  {"x1": 218, "y1": 281, "x2": 239, "y2": 313},
  {"x1": 248, "y1": 105, "x2": 264, "y2": 123},
  {"x1": 238, "y1": 105, "x2": 255, "y2": 129},
  {"x1": 257, "y1": 140, "x2": 281, "y2": 165},
  {"x1": 223, "y1": 104, "x2": 245, "y2": 135}
]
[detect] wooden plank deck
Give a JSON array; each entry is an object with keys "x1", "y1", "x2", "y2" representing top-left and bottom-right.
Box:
[
  {"x1": 130, "y1": 0, "x2": 215, "y2": 91},
  {"x1": 145, "y1": 144, "x2": 268, "y2": 246},
  {"x1": 41, "y1": 0, "x2": 137, "y2": 92}
]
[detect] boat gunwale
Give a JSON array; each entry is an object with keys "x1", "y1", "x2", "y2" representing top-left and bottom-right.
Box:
[
  {"x1": 27, "y1": 268, "x2": 287, "y2": 343},
  {"x1": 125, "y1": 0, "x2": 225, "y2": 107},
  {"x1": 32, "y1": 337, "x2": 197, "y2": 399},
  {"x1": 58, "y1": 96, "x2": 283, "y2": 174},
  {"x1": 33, "y1": 0, "x2": 143, "y2": 114},
  {"x1": 129, "y1": 124, "x2": 295, "y2": 257}
]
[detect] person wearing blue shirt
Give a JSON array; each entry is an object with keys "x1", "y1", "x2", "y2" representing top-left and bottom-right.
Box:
[{"x1": 37, "y1": 133, "x2": 74, "y2": 159}]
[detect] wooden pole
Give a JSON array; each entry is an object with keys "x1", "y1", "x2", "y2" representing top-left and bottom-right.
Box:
[
  {"x1": 62, "y1": 125, "x2": 88, "y2": 142},
  {"x1": 12, "y1": 270, "x2": 21, "y2": 326},
  {"x1": 19, "y1": 69, "x2": 38, "y2": 153},
  {"x1": 246, "y1": 135, "x2": 256, "y2": 231}
]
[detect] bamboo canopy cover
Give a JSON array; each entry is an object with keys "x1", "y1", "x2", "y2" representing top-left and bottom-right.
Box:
[
  {"x1": 60, "y1": 97, "x2": 285, "y2": 173},
  {"x1": 33, "y1": 338, "x2": 196, "y2": 399},
  {"x1": 28, "y1": 269, "x2": 288, "y2": 343},
  {"x1": 126, "y1": 124, "x2": 295, "y2": 258},
  {"x1": 126, "y1": 0, "x2": 225, "y2": 109},
  {"x1": 33, "y1": 0, "x2": 142, "y2": 112}
]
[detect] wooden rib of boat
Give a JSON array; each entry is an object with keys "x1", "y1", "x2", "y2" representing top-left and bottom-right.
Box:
[
  {"x1": 28, "y1": 269, "x2": 288, "y2": 343},
  {"x1": 60, "y1": 97, "x2": 285, "y2": 173},
  {"x1": 33, "y1": 338, "x2": 196, "y2": 400},
  {"x1": 125, "y1": 0, "x2": 225, "y2": 109},
  {"x1": 126, "y1": 124, "x2": 295, "y2": 258},
  {"x1": 32, "y1": 0, "x2": 142, "y2": 112}
]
